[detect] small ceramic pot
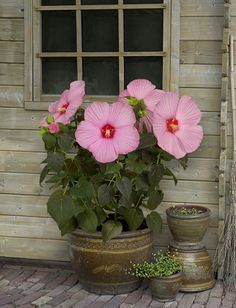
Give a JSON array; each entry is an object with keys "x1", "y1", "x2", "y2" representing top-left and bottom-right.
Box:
[
  {"x1": 149, "y1": 271, "x2": 183, "y2": 302},
  {"x1": 166, "y1": 205, "x2": 211, "y2": 244}
]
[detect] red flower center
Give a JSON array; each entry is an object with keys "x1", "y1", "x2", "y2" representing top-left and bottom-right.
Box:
[
  {"x1": 166, "y1": 118, "x2": 179, "y2": 133},
  {"x1": 101, "y1": 124, "x2": 115, "y2": 138},
  {"x1": 58, "y1": 102, "x2": 69, "y2": 114}
]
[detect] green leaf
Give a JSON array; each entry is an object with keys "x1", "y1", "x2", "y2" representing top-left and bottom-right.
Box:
[
  {"x1": 138, "y1": 133, "x2": 156, "y2": 149},
  {"x1": 47, "y1": 190, "x2": 74, "y2": 230},
  {"x1": 47, "y1": 152, "x2": 65, "y2": 171},
  {"x1": 105, "y1": 162, "x2": 122, "y2": 175},
  {"x1": 148, "y1": 164, "x2": 165, "y2": 188},
  {"x1": 116, "y1": 177, "x2": 132, "y2": 201},
  {"x1": 146, "y1": 212, "x2": 162, "y2": 232},
  {"x1": 58, "y1": 122, "x2": 69, "y2": 133},
  {"x1": 123, "y1": 208, "x2": 144, "y2": 230},
  {"x1": 95, "y1": 207, "x2": 107, "y2": 225},
  {"x1": 126, "y1": 156, "x2": 146, "y2": 174},
  {"x1": 165, "y1": 167, "x2": 178, "y2": 185},
  {"x1": 58, "y1": 133, "x2": 74, "y2": 152},
  {"x1": 43, "y1": 132, "x2": 57, "y2": 148},
  {"x1": 77, "y1": 209, "x2": 98, "y2": 233},
  {"x1": 160, "y1": 150, "x2": 174, "y2": 161},
  {"x1": 76, "y1": 178, "x2": 95, "y2": 201},
  {"x1": 39, "y1": 164, "x2": 48, "y2": 186},
  {"x1": 135, "y1": 174, "x2": 149, "y2": 191},
  {"x1": 102, "y1": 220, "x2": 122, "y2": 242},
  {"x1": 60, "y1": 217, "x2": 77, "y2": 236},
  {"x1": 98, "y1": 184, "x2": 114, "y2": 206},
  {"x1": 147, "y1": 190, "x2": 164, "y2": 210}
]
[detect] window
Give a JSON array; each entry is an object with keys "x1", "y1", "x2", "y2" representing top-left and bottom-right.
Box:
[{"x1": 24, "y1": 0, "x2": 180, "y2": 110}]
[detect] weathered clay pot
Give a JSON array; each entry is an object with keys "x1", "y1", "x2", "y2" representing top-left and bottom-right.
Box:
[
  {"x1": 149, "y1": 271, "x2": 183, "y2": 302},
  {"x1": 166, "y1": 205, "x2": 211, "y2": 244},
  {"x1": 69, "y1": 228, "x2": 153, "y2": 294},
  {"x1": 169, "y1": 242, "x2": 215, "y2": 292}
]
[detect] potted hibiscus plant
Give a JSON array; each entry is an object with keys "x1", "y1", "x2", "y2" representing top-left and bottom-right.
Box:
[{"x1": 40, "y1": 79, "x2": 203, "y2": 294}]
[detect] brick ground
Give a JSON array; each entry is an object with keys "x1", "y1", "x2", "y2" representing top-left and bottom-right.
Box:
[{"x1": 0, "y1": 261, "x2": 235, "y2": 308}]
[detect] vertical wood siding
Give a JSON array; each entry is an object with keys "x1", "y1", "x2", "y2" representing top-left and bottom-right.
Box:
[{"x1": 0, "y1": 0, "x2": 233, "y2": 261}]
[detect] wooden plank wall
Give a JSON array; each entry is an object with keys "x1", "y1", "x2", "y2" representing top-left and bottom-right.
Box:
[{"x1": 0, "y1": 0, "x2": 233, "y2": 261}]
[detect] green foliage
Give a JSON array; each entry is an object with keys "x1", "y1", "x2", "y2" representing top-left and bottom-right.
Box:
[
  {"x1": 128, "y1": 251, "x2": 183, "y2": 278},
  {"x1": 40, "y1": 108, "x2": 188, "y2": 241},
  {"x1": 171, "y1": 206, "x2": 203, "y2": 215}
]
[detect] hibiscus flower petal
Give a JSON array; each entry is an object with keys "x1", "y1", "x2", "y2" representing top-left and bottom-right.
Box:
[
  {"x1": 89, "y1": 139, "x2": 118, "y2": 163},
  {"x1": 117, "y1": 89, "x2": 130, "y2": 104},
  {"x1": 75, "y1": 121, "x2": 101, "y2": 149},
  {"x1": 176, "y1": 96, "x2": 201, "y2": 125},
  {"x1": 152, "y1": 113, "x2": 168, "y2": 138},
  {"x1": 84, "y1": 102, "x2": 110, "y2": 127},
  {"x1": 57, "y1": 90, "x2": 69, "y2": 108},
  {"x1": 175, "y1": 125, "x2": 203, "y2": 154},
  {"x1": 108, "y1": 102, "x2": 136, "y2": 127},
  {"x1": 68, "y1": 80, "x2": 85, "y2": 106},
  {"x1": 157, "y1": 131, "x2": 186, "y2": 159},
  {"x1": 112, "y1": 126, "x2": 140, "y2": 155},
  {"x1": 144, "y1": 89, "x2": 165, "y2": 112},
  {"x1": 48, "y1": 101, "x2": 59, "y2": 113},
  {"x1": 127, "y1": 79, "x2": 156, "y2": 100},
  {"x1": 39, "y1": 117, "x2": 47, "y2": 127},
  {"x1": 155, "y1": 92, "x2": 179, "y2": 120}
]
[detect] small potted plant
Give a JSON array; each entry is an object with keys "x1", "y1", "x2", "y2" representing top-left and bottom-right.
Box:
[
  {"x1": 128, "y1": 251, "x2": 183, "y2": 301},
  {"x1": 166, "y1": 205, "x2": 211, "y2": 244}
]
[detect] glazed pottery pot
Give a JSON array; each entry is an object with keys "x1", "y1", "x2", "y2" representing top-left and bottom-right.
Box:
[
  {"x1": 166, "y1": 205, "x2": 211, "y2": 244},
  {"x1": 149, "y1": 271, "x2": 183, "y2": 302},
  {"x1": 169, "y1": 242, "x2": 215, "y2": 292},
  {"x1": 69, "y1": 228, "x2": 153, "y2": 294}
]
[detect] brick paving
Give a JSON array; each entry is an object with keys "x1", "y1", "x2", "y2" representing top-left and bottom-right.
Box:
[{"x1": 0, "y1": 261, "x2": 236, "y2": 308}]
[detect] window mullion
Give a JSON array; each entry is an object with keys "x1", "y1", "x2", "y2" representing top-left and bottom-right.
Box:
[
  {"x1": 163, "y1": 0, "x2": 171, "y2": 91},
  {"x1": 33, "y1": 0, "x2": 42, "y2": 101},
  {"x1": 76, "y1": 0, "x2": 82, "y2": 80},
  {"x1": 118, "y1": 0, "x2": 124, "y2": 92}
]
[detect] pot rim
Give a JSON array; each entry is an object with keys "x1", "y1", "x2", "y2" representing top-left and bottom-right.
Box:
[
  {"x1": 149, "y1": 271, "x2": 183, "y2": 281},
  {"x1": 71, "y1": 227, "x2": 152, "y2": 239},
  {"x1": 166, "y1": 205, "x2": 211, "y2": 219}
]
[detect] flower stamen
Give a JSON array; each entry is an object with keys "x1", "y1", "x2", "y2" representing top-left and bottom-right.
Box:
[
  {"x1": 167, "y1": 118, "x2": 179, "y2": 133},
  {"x1": 58, "y1": 102, "x2": 69, "y2": 114},
  {"x1": 101, "y1": 124, "x2": 115, "y2": 138}
]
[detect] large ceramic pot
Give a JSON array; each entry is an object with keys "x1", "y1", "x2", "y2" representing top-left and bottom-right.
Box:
[
  {"x1": 149, "y1": 271, "x2": 183, "y2": 302},
  {"x1": 169, "y1": 242, "x2": 215, "y2": 292},
  {"x1": 166, "y1": 205, "x2": 211, "y2": 244},
  {"x1": 69, "y1": 228, "x2": 153, "y2": 294}
]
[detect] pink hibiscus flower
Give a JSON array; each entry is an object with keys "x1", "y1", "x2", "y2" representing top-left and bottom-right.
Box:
[
  {"x1": 75, "y1": 102, "x2": 140, "y2": 163},
  {"x1": 152, "y1": 92, "x2": 203, "y2": 159},
  {"x1": 39, "y1": 117, "x2": 60, "y2": 134},
  {"x1": 118, "y1": 79, "x2": 164, "y2": 132},
  {"x1": 48, "y1": 80, "x2": 85, "y2": 124}
]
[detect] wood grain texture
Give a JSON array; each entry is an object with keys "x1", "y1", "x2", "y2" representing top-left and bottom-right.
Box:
[
  {"x1": 0, "y1": 0, "x2": 24, "y2": 18},
  {"x1": 0, "y1": 19, "x2": 24, "y2": 41},
  {"x1": 0, "y1": 86, "x2": 24, "y2": 108},
  {"x1": 0, "y1": 64, "x2": 24, "y2": 86},
  {"x1": 0, "y1": 41, "x2": 24, "y2": 63},
  {"x1": 180, "y1": 64, "x2": 221, "y2": 88},
  {"x1": 181, "y1": 0, "x2": 224, "y2": 17}
]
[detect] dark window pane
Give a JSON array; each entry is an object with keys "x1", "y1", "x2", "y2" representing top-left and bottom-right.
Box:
[
  {"x1": 42, "y1": 11, "x2": 76, "y2": 52},
  {"x1": 82, "y1": 10, "x2": 118, "y2": 52},
  {"x1": 124, "y1": 10, "x2": 163, "y2": 51},
  {"x1": 42, "y1": 58, "x2": 77, "y2": 94},
  {"x1": 124, "y1": 0, "x2": 162, "y2": 3},
  {"x1": 82, "y1": 0, "x2": 117, "y2": 4},
  {"x1": 83, "y1": 58, "x2": 119, "y2": 95},
  {"x1": 125, "y1": 57, "x2": 162, "y2": 89},
  {"x1": 42, "y1": 0, "x2": 75, "y2": 5}
]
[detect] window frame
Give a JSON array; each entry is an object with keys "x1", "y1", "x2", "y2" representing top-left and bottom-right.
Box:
[{"x1": 24, "y1": 0, "x2": 180, "y2": 110}]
